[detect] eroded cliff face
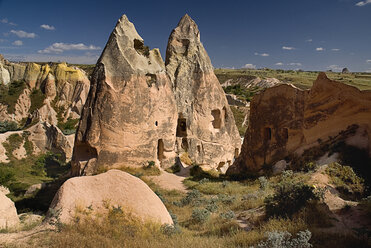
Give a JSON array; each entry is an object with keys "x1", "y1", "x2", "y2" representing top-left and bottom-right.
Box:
[
  {"x1": 72, "y1": 15, "x2": 178, "y2": 175},
  {"x1": 166, "y1": 15, "x2": 241, "y2": 171},
  {"x1": 230, "y1": 73, "x2": 371, "y2": 174},
  {"x1": 0, "y1": 55, "x2": 90, "y2": 123}
]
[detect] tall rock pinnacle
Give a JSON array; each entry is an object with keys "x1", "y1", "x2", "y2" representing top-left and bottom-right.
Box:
[
  {"x1": 166, "y1": 14, "x2": 241, "y2": 171},
  {"x1": 71, "y1": 15, "x2": 178, "y2": 175}
]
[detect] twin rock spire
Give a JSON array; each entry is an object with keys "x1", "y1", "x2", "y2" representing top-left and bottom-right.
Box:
[{"x1": 71, "y1": 14, "x2": 241, "y2": 176}]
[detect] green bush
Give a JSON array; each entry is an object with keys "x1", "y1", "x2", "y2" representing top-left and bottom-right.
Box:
[
  {"x1": 29, "y1": 89, "x2": 46, "y2": 113},
  {"x1": 219, "y1": 210, "x2": 236, "y2": 220},
  {"x1": 325, "y1": 162, "x2": 365, "y2": 199},
  {"x1": 0, "y1": 80, "x2": 26, "y2": 114},
  {"x1": 265, "y1": 180, "x2": 319, "y2": 218},
  {"x1": 0, "y1": 121, "x2": 18, "y2": 133},
  {"x1": 0, "y1": 166, "x2": 15, "y2": 188},
  {"x1": 259, "y1": 176, "x2": 269, "y2": 190},
  {"x1": 252, "y1": 230, "x2": 312, "y2": 248},
  {"x1": 191, "y1": 208, "x2": 210, "y2": 223},
  {"x1": 174, "y1": 189, "x2": 202, "y2": 207}
]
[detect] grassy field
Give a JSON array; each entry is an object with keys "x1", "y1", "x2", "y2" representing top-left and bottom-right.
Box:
[
  {"x1": 4, "y1": 165, "x2": 366, "y2": 248},
  {"x1": 215, "y1": 68, "x2": 371, "y2": 90}
]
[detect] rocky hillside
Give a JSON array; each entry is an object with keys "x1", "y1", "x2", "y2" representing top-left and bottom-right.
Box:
[{"x1": 0, "y1": 55, "x2": 90, "y2": 134}]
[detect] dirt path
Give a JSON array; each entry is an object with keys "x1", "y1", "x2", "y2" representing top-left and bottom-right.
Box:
[
  {"x1": 147, "y1": 165, "x2": 190, "y2": 193},
  {"x1": 0, "y1": 224, "x2": 54, "y2": 247}
]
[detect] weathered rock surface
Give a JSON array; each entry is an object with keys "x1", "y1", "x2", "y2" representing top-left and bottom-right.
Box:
[
  {"x1": 47, "y1": 169, "x2": 173, "y2": 225},
  {"x1": 0, "y1": 191, "x2": 19, "y2": 229},
  {"x1": 229, "y1": 73, "x2": 371, "y2": 174},
  {"x1": 166, "y1": 14, "x2": 241, "y2": 170},
  {"x1": 226, "y1": 94, "x2": 247, "y2": 107},
  {"x1": 0, "y1": 122, "x2": 74, "y2": 163},
  {"x1": 221, "y1": 76, "x2": 282, "y2": 89},
  {"x1": 0, "y1": 56, "x2": 90, "y2": 123},
  {"x1": 72, "y1": 15, "x2": 177, "y2": 175}
]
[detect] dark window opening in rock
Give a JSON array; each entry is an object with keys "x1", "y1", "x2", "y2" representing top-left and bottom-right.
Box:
[
  {"x1": 197, "y1": 145, "x2": 201, "y2": 154},
  {"x1": 155, "y1": 121, "x2": 158, "y2": 126},
  {"x1": 235, "y1": 148, "x2": 239, "y2": 158},
  {"x1": 146, "y1": 73, "x2": 156, "y2": 87},
  {"x1": 133, "y1": 39, "x2": 150, "y2": 57},
  {"x1": 211, "y1": 109, "x2": 222, "y2": 129},
  {"x1": 264, "y1": 127, "x2": 272, "y2": 142},
  {"x1": 157, "y1": 139, "x2": 165, "y2": 161},
  {"x1": 176, "y1": 117, "x2": 187, "y2": 137},
  {"x1": 217, "y1": 162, "x2": 225, "y2": 170},
  {"x1": 223, "y1": 107, "x2": 228, "y2": 122},
  {"x1": 181, "y1": 138, "x2": 188, "y2": 152},
  {"x1": 283, "y1": 128, "x2": 288, "y2": 141}
]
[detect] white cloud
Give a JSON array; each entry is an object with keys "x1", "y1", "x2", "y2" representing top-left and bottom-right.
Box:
[
  {"x1": 289, "y1": 63, "x2": 302, "y2": 66},
  {"x1": 38, "y1": 42, "x2": 101, "y2": 54},
  {"x1": 366, "y1": 59, "x2": 371, "y2": 63},
  {"x1": 12, "y1": 40, "x2": 23, "y2": 46},
  {"x1": 1, "y1": 18, "x2": 16, "y2": 26},
  {"x1": 243, "y1": 64, "x2": 256, "y2": 69},
  {"x1": 10, "y1": 30, "x2": 36, "y2": 38},
  {"x1": 355, "y1": 0, "x2": 371, "y2": 6},
  {"x1": 254, "y1": 52, "x2": 269, "y2": 57},
  {"x1": 275, "y1": 62, "x2": 283, "y2": 66},
  {"x1": 40, "y1": 24, "x2": 55, "y2": 30},
  {"x1": 316, "y1": 47, "x2": 324, "y2": 51},
  {"x1": 306, "y1": 39, "x2": 313, "y2": 42},
  {"x1": 331, "y1": 48, "x2": 340, "y2": 51},
  {"x1": 327, "y1": 65, "x2": 342, "y2": 71},
  {"x1": 282, "y1": 46, "x2": 295, "y2": 50}
]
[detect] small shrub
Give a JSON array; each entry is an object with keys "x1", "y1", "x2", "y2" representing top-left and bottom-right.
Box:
[
  {"x1": 199, "y1": 178, "x2": 210, "y2": 184},
  {"x1": 252, "y1": 230, "x2": 312, "y2": 248},
  {"x1": 160, "y1": 224, "x2": 181, "y2": 236},
  {"x1": 191, "y1": 208, "x2": 210, "y2": 223},
  {"x1": 174, "y1": 189, "x2": 202, "y2": 207},
  {"x1": 325, "y1": 162, "x2": 365, "y2": 199},
  {"x1": 258, "y1": 176, "x2": 269, "y2": 190},
  {"x1": 304, "y1": 162, "x2": 316, "y2": 172},
  {"x1": 219, "y1": 210, "x2": 236, "y2": 220},
  {"x1": 222, "y1": 180, "x2": 230, "y2": 188},
  {"x1": 205, "y1": 199, "x2": 219, "y2": 213},
  {"x1": 147, "y1": 161, "x2": 155, "y2": 168},
  {"x1": 0, "y1": 121, "x2": 18, "y2": 133},
  {"x1": 265, "y1": 180, "x2": 319, "y2": 218},
  {"x1": 218, "y1": 194, "x2": 236, "y2": 204},
  {"x1": 165, "y1": 163, "x2": 181, "y2": 174}
]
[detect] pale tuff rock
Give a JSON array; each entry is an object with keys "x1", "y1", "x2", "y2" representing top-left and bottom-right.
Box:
[
  {"x1": 30, "y1": 99, "x2": 58, "y2": 126},
  {"x1": 229, "y1": 73, "x2": 371, "y2": 174},
  {"x1": 47, "y1": 170, "x2": 173, "y2": 225},
  {"x1": 0, "y1": 58, "x2": 90, "y2": 123},
  {"x1": 166, "y1": 14, "x2": 241, "y2": 170},
  {"x1": 0, "y1": 122, "x2": 74, "y2": 163},
  {"x1": 72, "y1": 15, "x2": 177, "y2": 175},
  {"x1": 0, "y1": 191, "x2": 19, "y2": 230},
  {"x1": 221, "y1": 76, "x2": 282, "y2": 89}
]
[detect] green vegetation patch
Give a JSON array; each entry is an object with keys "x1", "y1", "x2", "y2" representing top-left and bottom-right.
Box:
[
  {"x1": 230, "y1": 106, "x2": 247, "y2": 136},
  {"x1": 2, "y1": 133, "x2": 23, "y2": 160},
  {"x1": 0, "y1": 80, "x2": 26, "y2": 113},
  {"x1": 29, "y1": 88, "x2": 46, "y2": 113},
  {"x1": 57, "y1": 118, "x2": 80, "y2": 135},
  {"x1": 325, "y1": 162, "x2": 365, "y2": 200},
  {"x1": 223, "y1": 84, "x2": 259, "y2": 102},
  {"x1": 0, "y1": 121, "x2": 18, "y2": 133}
]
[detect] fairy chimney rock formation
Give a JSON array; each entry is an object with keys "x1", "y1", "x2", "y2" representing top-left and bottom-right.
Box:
[
  {"x1": 72, "y1": 15, "x2": 177, "y2": 175},
  {"x1": 229, "y1": 72, "x2": 371, "y2": 174},
  {"x1": 166, "y1": 14, "x2": 241, "y2": 171}
]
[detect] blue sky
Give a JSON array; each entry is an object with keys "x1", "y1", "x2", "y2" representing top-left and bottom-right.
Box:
[{"x1": 0, "y1": 0, "x2": 370, "y2": 72}]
